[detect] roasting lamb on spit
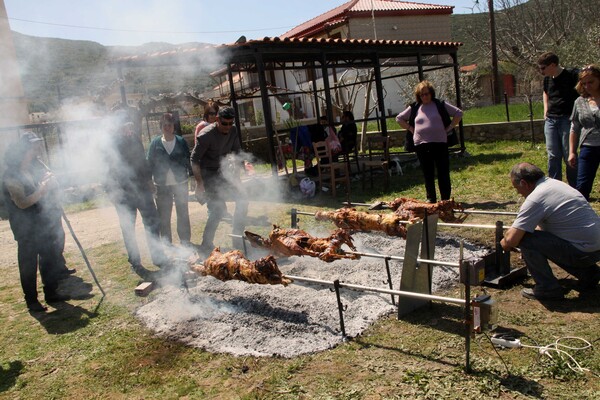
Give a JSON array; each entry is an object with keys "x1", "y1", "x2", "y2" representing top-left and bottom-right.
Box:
[
  {"x1": 314, "y1": 208, "x2": 408, "y2": 238},
  {"x1": 190, "y1": 247, "x2": 292, "y2": 286},
  {"x1": 384, "y1": 197, "x2": 467, "y2": 223},
  {"x1": 244, "y1": 225, "x2": 359, "y2": 262}
]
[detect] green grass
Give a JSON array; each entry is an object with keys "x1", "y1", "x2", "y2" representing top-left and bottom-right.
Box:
[
  {"x1": 462, "y1": 102, "x2": 544, "y2": 125},
  {"x1": 1, "y1": 140, "x2": 598, "y2": 399}
]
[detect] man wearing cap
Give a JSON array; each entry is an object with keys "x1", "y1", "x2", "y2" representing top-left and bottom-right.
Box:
[
  {"x1": 2, "y1": 132, "x2": 71, "y2": 312},
  {"x1": 190, "y1": 106, "x2": 248, "y2": 252}
]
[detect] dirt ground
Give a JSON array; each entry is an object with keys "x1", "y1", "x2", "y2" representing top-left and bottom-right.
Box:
[{"x1": 0, "y1": 201, "x2": 208, "y2": 269}]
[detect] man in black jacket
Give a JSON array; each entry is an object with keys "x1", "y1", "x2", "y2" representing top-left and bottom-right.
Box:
[{"x1": 105, "y1": 118, "x2": 169, "y2": 277}]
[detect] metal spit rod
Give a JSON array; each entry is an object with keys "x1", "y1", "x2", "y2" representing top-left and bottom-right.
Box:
[
  {"x1": 346, "y1": 250, "x2": 460, "y2": 268},
  {"x1": 233, "y1": 233, "x2": 460, "y2": 268},
  {"x1": 284, "y1": 274, "x2": 466, "y2": 306},
  {"x1": 294, "y1": 210, "x2": 504, "y2": 230},
  {"x1": 343, "y1": 202, "x2": 518, "y2": 216}
]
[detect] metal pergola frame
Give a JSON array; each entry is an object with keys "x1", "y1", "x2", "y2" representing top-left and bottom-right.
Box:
[{"x1": 111, "y1": 37, "x2": 463, "y2": 173}]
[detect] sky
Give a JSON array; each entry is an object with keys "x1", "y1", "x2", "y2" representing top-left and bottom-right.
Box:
[{"x1": 4, "y1": 0, "x2": 481, "y2": 46}]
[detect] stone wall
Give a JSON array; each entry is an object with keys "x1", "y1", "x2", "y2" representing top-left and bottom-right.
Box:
[
  {"x1": 234, "y1": 120, "x2": 547, "y2": 162},
  {"x1": 383, "y1": 119, "x2": 546, "y2": 148}
]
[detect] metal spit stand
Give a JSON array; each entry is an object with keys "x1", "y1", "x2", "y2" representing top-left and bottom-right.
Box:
[
  {"x1": 342, "y1": 204, "x2": 528, "y2": 288},
  {"x1": 290, "y1": 208, "x2": 475, "y2": 372}
]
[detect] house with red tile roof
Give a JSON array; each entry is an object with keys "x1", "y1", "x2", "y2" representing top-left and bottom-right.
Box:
[
  {"x1": 200, "y1": 0, "x2": 458, "y2": 128},
  {"x1": 281, "y1": 0, "x2": 454, "y2": 42}
]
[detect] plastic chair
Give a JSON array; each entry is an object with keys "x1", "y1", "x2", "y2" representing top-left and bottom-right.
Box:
[
  {"x1": 312, "y1": 141, "x2": 351, "y2": 197},
  {"x1": 361, "y1": 135, "x2": 390, "y2": 191}
]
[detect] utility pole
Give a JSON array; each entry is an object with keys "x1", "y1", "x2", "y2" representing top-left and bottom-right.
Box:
[{"x1": 488, "y1": 0, "x2": 502, "y2": 104}]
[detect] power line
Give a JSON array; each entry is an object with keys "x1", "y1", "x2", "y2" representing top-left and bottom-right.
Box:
[{"x1": 5, "y1": 16, "x2": 293, "y2": 35}]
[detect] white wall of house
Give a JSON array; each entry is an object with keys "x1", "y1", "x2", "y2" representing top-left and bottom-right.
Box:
[
  {"x1": 347, "y1": 15, "x2": 452, "y2": 41},
  {"x1": 202, "y1": 11, "x2": 454, "y2": 130}
]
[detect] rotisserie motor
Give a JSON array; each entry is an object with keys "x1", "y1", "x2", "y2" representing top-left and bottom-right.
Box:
[
  {"x1": 190, "y1": 247, "x2": 292, "y2": 286},
  {"x1": 244, "y1": 225, "x2": 359, "y2": 262},
  {"x1": 386, "y1": 197, "x2": 467, "y2": 223},
  {"x1": 315, "y1": 208, "x2": 408, "y2": 238}
]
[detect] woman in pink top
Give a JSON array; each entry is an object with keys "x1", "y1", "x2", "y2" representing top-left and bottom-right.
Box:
[
  {"x1": 396, "y1": 80, "x2": 462, "y2": 203},
  {"x1": 194, "y1": 102, "x2": 220, "y2": 144}
]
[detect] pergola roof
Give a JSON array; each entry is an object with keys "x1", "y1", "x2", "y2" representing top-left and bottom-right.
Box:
[
  {"x1": 110, "y1": 36, "x2": 464, "y2": 170},
  {"x1": 110, "y1": 36, "x2": 462, "y2": 68}
]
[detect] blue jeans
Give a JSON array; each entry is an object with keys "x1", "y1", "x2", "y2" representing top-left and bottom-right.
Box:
[
  {"x1": 155, "y1": 182, "x2": 191, "y2": 244},
  {"x1": 201, "y1": 169, "x2": 248, "y2": 249},
  {"x1": 519, "y1": 230, "x2": 600, "y2": 291},
  {"x1": 576, "y1": 145, "x2": 600, "y2": 200},
  {"x1": 544, "y1": 116, "x2": 577, "y2": 187},
  {"x1": 113, "y1": 189, "x2": 168, "y2": 266}
]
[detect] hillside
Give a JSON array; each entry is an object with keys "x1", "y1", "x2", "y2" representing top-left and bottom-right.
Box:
[
  {"x1": 451, "y1": 12, "x2": 488, "y2": 66},
  {"x1": 12, "y1": 32, "x2": 217, "y2": 112}
]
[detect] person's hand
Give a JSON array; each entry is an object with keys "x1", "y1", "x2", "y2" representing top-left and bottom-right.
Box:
[
  {"x1": 194, "y1": 184, "x2": 206, "y2": 205},
  {"x1": 568, "y1": 153, "x2": 577, "y2": 168},
  {"x1": 41, "y1": 172, "x2": 59, "y2": 193}
]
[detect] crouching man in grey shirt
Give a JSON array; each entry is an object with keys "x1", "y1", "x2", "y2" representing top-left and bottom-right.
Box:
[{"x1": 501, "y1": 162, "x2": 600, "y2": 300}]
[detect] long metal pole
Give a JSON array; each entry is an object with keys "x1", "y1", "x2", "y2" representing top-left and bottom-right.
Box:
[
  {"x1": 342, "y1": 203, "x2": 518, "y2": 216},
  {"x1": 37, "y1": 159, "x2": 106, "y2": 296},
  {"x1": 61, "y1": 211, "x2": 106, "y2": 297},
  {"x1": 294, "y1": 210, "x2": 509, "y2": 230},
  {"x1": 284, "y1": 274, "x2": 466, "y2": 305}
]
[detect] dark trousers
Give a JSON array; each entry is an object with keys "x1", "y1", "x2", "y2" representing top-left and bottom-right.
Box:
[
  {"x1": 576, "y1": 145, "x2": 600, "y2": 200},
  {"x1": 519, "y1": 230, "x2": 600, "y2": 290},
  {"x1": 201, "y1": 169, "x2": 248, "y2": 249},
  {"x1": 114, "y1": 190, "x2": 167, "y2": 266},
  {"x1": 47, "y1": 211, "x2": 68, "y2": 273},
  {"x1": 17, "y1": 234, "x2": 60, "y2": 304},
  {"x1": 415, "y1": 142, "x2": 451, "y2": 202},
  {"x1": 155, "y1": 182, "x2": 191, "y2": 244}
]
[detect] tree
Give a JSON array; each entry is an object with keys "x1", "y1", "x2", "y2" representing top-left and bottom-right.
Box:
[
  {"x1": 466, "y1": 0, "x2": 599, "y2": 101},
  {"x1": 492, "y1": 0, "x2": 599, "y2": 65}
]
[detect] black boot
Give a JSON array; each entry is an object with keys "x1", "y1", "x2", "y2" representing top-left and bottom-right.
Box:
[
  {"x1": 26, "y1": 299, "x2": 48, "y2": 312},
  {"x1": 44, "y1": 288, "x2": 71, "y2": 303}
]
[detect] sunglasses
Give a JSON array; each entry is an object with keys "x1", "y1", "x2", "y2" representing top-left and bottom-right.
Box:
[
  {"x1": 208, "y1": 111, "x2": 217, "y2": 116},
  {"x1": 538, "y1": 65, "x2": 547, "y2": 71},
  {"x1": 220, "y1": 120, "x2": 234, "y2": 126},
  {"x1": 583, "y1": 65, "x2": 599, "y2": 72}
]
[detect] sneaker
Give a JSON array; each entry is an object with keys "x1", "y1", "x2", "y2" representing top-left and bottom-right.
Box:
[
  {"x1": 45, "y1": 293, "x2": 72, "y2": 303},
  {"x1": 521, "y1": 287, "x2": 566, "y2": 300},
  {"x1": 27, "y1": 300, "x2": 48, "y2": 312}
]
